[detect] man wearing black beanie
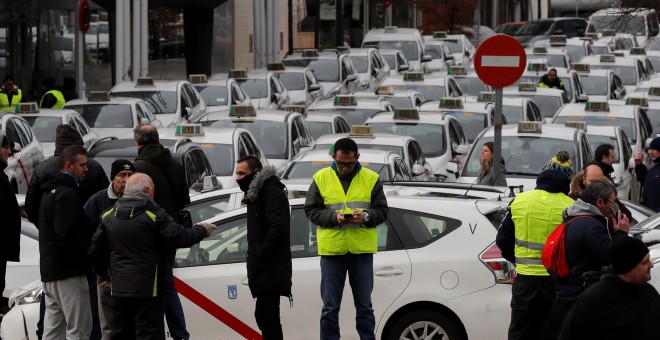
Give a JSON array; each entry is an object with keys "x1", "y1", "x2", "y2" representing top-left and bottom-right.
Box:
[{"x1": 559, "y1": 237, "x2": 660, "y2": 339}]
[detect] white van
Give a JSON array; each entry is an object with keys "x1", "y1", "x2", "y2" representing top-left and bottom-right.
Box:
[
  {"x1": 362, "y1": 26, "x2": 430, "y2": 72},
  {"x1": 587, "y1": 8, "x2": 660, "y2": 47}
]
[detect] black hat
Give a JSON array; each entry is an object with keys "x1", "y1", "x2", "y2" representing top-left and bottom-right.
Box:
[
  {"x1": 4, "y1": 74, "x2": 14, "y2": 83},
  {"x1": 611, "y1": 237, "x2": 649, "y2": 274},
  {"x1": 110, "y1": 159, "x2": 136, "y2": 180},
  {"x1": 650, "y1": 137, "x2": 660, "y2": 151}
]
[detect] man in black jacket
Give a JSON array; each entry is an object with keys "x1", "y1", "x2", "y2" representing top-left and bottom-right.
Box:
[
  {"x1": 0, "y1": 132, "x2": 20, "y2": 314},
  {"x1": 39, "y1": 145, "x2": 92, "y2": 339},
  {"x1": 585, "y1": 143, "x2": 615, "y2": 181},
  {"x1": 89, "y1": 173, "x2": 215, "y2": 339},
  {"x1": 235, "y1": 155, "x2": 291, "y2": 339},
  {"x1": 133, "y1": 124, "x2": 191, "y2": 339}
]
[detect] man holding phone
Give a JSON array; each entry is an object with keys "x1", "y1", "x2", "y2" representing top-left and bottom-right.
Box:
[{"x1": 305, "y1": 138, "x2": 389, "y2": 340}]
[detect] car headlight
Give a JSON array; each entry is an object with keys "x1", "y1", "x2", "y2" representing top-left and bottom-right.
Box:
[{"x1": 8, "y1": 281, "x2": 43, "y2": 307}]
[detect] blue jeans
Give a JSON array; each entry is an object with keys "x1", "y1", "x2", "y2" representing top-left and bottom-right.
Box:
[
  {"x1": 320, "y1": 253, "x2": 375, "y2": 340},
  {"x1": 164, "y1": 257, "x2": 190, "y2": 340}
]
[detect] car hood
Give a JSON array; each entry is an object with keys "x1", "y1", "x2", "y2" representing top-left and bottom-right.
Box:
[
  {"x1": 91, "y1": 128, "x2": 136, "y2": 140},
  {"x1": 288, "y1": 90, "x2": 308, "y2": 105}
]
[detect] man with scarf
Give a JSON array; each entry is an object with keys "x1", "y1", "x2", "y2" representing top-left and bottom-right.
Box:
[
  {"x1": 0, "y1": 74, "x2": 22, "y2": 109},
  {"x1": 635, "y1": 137, "x2": 660, "y2": 212},
  {"x1": 538, "y1": 68, "x2": 566, "y2": 93},
  {"x1": 235, "y1": 155, "x2": 291, "y2": 339},
  {"x1": 304, "y1": 138, "x2": 389, "y2": 340},
  {"x1": 586, "y1": 144, "x2": 616, "y2": 183}
]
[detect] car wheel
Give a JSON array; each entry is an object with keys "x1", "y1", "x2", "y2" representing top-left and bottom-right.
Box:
[{"x1": 385, "y1": 309, "x2": 466, "y2": 340}]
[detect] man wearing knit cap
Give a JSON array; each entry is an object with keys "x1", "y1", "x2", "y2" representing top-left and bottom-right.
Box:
[
  {"x1": 635, "y1": 136, "x2": 660, "y2": 212},
  {"x1": 496, "y1": 162, "x2": 574, "y2": 340},
  {"x1": 0, "y1": 74, "x2": 22, "y2": 110},
  {"x1": 559, "y1": 237, "x2": 660, "y2": 339},
  {"x1": 541, "y1": 150, "x2": 575, "y2": 180}
]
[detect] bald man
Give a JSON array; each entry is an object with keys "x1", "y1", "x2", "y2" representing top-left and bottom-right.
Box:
[
  {"x1": 570, "y1": 164, "x2": 632, "y2": 227},
  {"x1": 90, "y1": 173, "x2": 216, "y2": 339}
]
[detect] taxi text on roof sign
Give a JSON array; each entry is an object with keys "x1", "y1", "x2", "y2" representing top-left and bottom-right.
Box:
[
  {"x1": 282, "y1": 104, "x2": 307, "y2": 116},
  {"x1": 630, "y1": 47, "x2": 646, "y2": 55},
  {"x1": 433, "y1": 31, "x2": 447, "y2": 39},
  {"x1": 602, "y1": 29, "x2": 615, "y2": 37},
  {"x1": 176, "y1": 124, "x2": 204, "y2": 136},
  {"x1": 518, "y1": 82, "x2": 537, "y2": 92},
  {"x1": 267, "y1": 62, "x2": 286, "y2": 71},
  {"x1": 229, "y1": 69, "x2": 248, "y2": 79},
  {"x1": 549, "y1": 35, "x2": 567, "y2": 46},
  {"x1": 448, "y1": 66, "x2": 468, "y2": 75},
  {"x1": 572, "y1": 63, "x2": 590, "y2": 72},
  {"x1": 565, "y1": 121, "x2": 587, "y2": 131},
  {"x1": 439, "y1": 97, "x2": 463, "y2": 109},
  {"x1": 384, "y1": 26, "x2": 398, "y2": 33},
  {"x1": 532, "y1": 47, "x2": 547, "y2": 54},
  {"x1": 613, "y1": 52, "x2": 625, "y2": 57},
  {"x1": 301, "y1": 49, "x2": 319, "y2": 57},
  {"x1": 15, "y1": 102, "x2": 39, "y2": 113},
  {"x1": 477, "y1": 92, "x2": 495, "y2": 102},
  {"x1": 336, "y1": 46, "x2": 350, "y2": 53},
  {"x1": 518, "y1": 121, "x2": 542, "y2": 133},
  {"x1": 403, "y1": 72, "x2": 424, "y2": 81},
  {"x1": 649, "y1": 87, "x2": 660, "y2": 96},
  {"x1": 585, "y1": 101, "x2": 609, "y2": 112},
  {"x1": 229, "y1": 105, "x2": 257, "y2": 117},
  {"x1": 376, "y1": 85, "x2": 394, "y2": 95},
  {"x1": 188, "y1": 74, "x2": 208, "y2": 84},
  {"x1": 527, "y1": 62, "x2": 547, "y2": 72},
  {"x1": 393, "y1": 108, "x2": 419, "y2": 120},
  {"x1": 334, "y1": 95, "x2": 357, "y2": 106},
  {"x1": 627, "y1": 97, "x2": 649, "y2": 107},
  {"x1": 600, "y1": 54, "x2": 616, "y2": 63},
  {"x1": 88, "y1": 91, "x2": 110, "y2": 102},
  {"x1": 349, "y1": 125, "x2": 374, "y2": 138},
  {"x1": 136, "y1": 77, "x2": 154, "y2": 86}
]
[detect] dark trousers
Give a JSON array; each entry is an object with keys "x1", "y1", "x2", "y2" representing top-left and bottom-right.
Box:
[
  {"x1": 111, "y1": 296, "x2": 164, "y2": 340},
  {"x1": 541, "y1": 296, "x2": 577, "y2": 340},
  {"x1": 164, "y1": 257, "x2": 189, "y2": 340},
  {"x1": 255, "y1": 293, "x2": 283, "y2": 340},
  {"x1": 0, "y1": 260, "x2": 8, "y2": 314},
  {"x1": 508, "y1": 274, "x2": 555, "y2": 340}
]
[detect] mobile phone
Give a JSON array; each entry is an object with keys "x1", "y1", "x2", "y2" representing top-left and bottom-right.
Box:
[{"x1": 343, "y1": 214, "x2": 354, "y2": 219}]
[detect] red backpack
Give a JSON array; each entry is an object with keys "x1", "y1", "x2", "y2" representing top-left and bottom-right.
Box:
[{"x1": 541, "y1": 216, "x2": 594, "y2": 278}]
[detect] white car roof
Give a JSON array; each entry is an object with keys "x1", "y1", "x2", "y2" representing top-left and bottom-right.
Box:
[
  {"x1": 111, "y1": 80, "x2": 182, "y2": 92},
  {"x1": 15, "y1": 108, "x2": 79, "y2": 116},
  {"x1": 157, "y1": 126, "x2": 246, "y2": 145},
  {"x1": 503, "y1": 87, "x2": 566, "y2": 97},
  {"x1": 479, "y1": 123, "x2": 580, "y2": 140},
  {"x1": 574, "y1": 68, "x2": 613, "y2": 77},
  {"x1": 203, "y1": 108, "x2": 300, "y2": 123},
  {"x1": 579, "y1": 55, "x2": 638, "y2": 67},
  {"x1": 304, "y1": 111, "x2": 344, "y2": 123},
  {"x1": 364, "y1": 27, "x2": 421, "y2": 42},
  {"x1": 366, "y1": 110, "x2": 452, "y2": 125},
  {"x1": 555, "y1": 102, "x2": 638, "y2": 119},
  {"x1": 311, "y1": 97, "x2": 390, "y2": 111},
  {"x1": 585, "y1": 125, "x2": 621, "y2": 137},
  {"x1": 418, "y1": 100, "x2": 492, "y2": 114},
  {"x1": 65, "y1": 97, "x2": 143, "y2": 106},
  {"x1": 381, "y1": 74, "x2": 449, "y2": 86},
  {"x1": 314, "y1": 132, "x2": 413, "y2": 147},
  {"x1": 295, "y1": 148, "x2": 396, "y2": 164}
]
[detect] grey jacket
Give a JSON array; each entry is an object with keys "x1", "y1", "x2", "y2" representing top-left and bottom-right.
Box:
[{"x1": 477, "y1": 162, "x2": 508, "y2": 187}]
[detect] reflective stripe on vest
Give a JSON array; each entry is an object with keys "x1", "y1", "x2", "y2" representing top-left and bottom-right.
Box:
[
  {"x1": 512, "y1": 189, "x2": 574, "y2": 276},
  {"x1": 313, "y1": 167, "x2": 379, "y2": 255},
  {"x1": 40, "y1": 89, "x2": 65, "y2": 109},
  {"x1": 0, "y1": 89, "x2": 22, "y2": 109}
]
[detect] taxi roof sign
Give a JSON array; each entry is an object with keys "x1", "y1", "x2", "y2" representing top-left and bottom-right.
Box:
[
  {"x1": 349, "y1": 125, "x2": 374, "y2": 138},
  {"x1": 15, "y1": 102, "x2": 39, "y2": 113},
  {"x1": 602, "y1": 29, "x2": 616, "y2": 37},
  {"x1": 267, "y1": 62, "x2": 286, "y2": 71},
  {"x1": 282, "y1": 104, "x2": 307, "y2": 117},
  {"x1": 585, "y1": 101, "x2": 610, "y2": 112},
  {"x1": 532, "y1": 46, "x2": 548, "y2": 54},
  {"x1": 301, "y1": 49, "x2": 319, "y2": 57},
  {"x1": 229, "y1": 105, "x2": 257, "y2": 118},
  {"x1": 88, "y1": 91, "x2": 110, "y2": 102},
  {"x1": 175, "y1": 124, "x2": 204, "y2": 136},
  {"x1": 433, "y1": 31, "x2": 448, "y2": 39},
  {"x1": 518, "y1": 82, "x2": 538, "y2": 92},
  {"x1": 518, "y1": 121, "x2": 542, "y2": 133},
  {"x1": 439, "y1": 97, "x2": 463, "y2": 109},
  {"x1": 600, "y1": 54, "x2": 616, "y2": 62},
  {"x1": 403, "y1": 71, "x2": 424, "y2": 81},
  {"x1": 393, "y1": 108, "x2": 419, "y2": 120},
  {"x1": 477, "y1": 91, "x2": 495, "y2": 102},
  {"x1": 549, "y1": 35, "x2": 567, "y2": 46},
  {"x1": 376, "y1": 85, "x2": 394, "y2": 95},
  {"x1": 334, "y1": 95, "x2": 357, "y2": 106},
  {"x1": 136, "y1": 77, "x2": 154, "y2": 86},
  {"x1": 448, "y1": 66, "x2": 468, "y2": 75},
  {"x1": 630, "y1": 47, "x2": 646, "y2": 55},
  {"x1": 626, "y1": 97, "x2": 648, "y2": 107},
  {"x1": 648, "y1": 87, "x2": 660, "y2": 96},
  {"x1": 188, "y1": 74, "x2": 208, "y2": 84},
  {"x1": 572, "y1": 63, "x2": 590, "y2": 72},
  {"x1": 527, "y1": 62, "x2": 547, "y2": 72},
  {"x1": 384, "y1": 26, "x2": 398, "y2": 33},
  {"x1": 564, "y1": 121, "x2": 587, "y2": 131},
  {"x1": 228, "y1": 69, "x2": 248, "y2": 79},
  {"x1": 336, "y1": 46, "x2": 350, "y2": 53},
  {"x1": 613, "y1": 51, "x2": 625, "y2": 57}
]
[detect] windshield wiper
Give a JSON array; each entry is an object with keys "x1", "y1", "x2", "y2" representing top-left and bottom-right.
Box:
[{"x1": 506, "y1": 172, "x2": 538, "y2": 176}]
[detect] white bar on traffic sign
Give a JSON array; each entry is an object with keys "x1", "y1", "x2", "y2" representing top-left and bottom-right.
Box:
[{"x1": 481, "y1": 56, "x2": 520, "y2": 67}]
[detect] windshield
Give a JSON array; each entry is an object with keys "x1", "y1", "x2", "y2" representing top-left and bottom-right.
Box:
[
  {"x1": 283, "y1": 59, "x2": 339, "y2": 82},
  {"x1": 316, "y1": 142, "x2": 404, "y2": 157},
  {"x1": 645, "y1": 109, "x2": 660, "y2": 135},
  {"x1": 204, "y1": 120, "x2": 288, "y2": 158},
  {"x1": 285, "y1": 161, "x2": 392, "y2": 181},
  {"x1": 306, "y1": 121, "x2": 333, "y2": 140},
  {"x1": 648, "y1": 56, "x2": 660, "y2": 72},
  {"x1": 424, "y1": 45, "x2": 444, "y2": 59},
  {"x1": 276, "y1": 73, "x2": 306, "y2": 91},
  {"x1": 462, "y1": 136, "x2": 579, "y2": 177},
  {"x1": 587, "y1": 134, "x2": 620, "y2": 163},
  {"x1": 111, "y1": 91, "x2": 177, "y2": 114},
  {"x1": 22, "y1": 116, "x2": 61, "y2": 142},
  {"x1": 589, "y1": 15, "x2": 645, "y2": 36},
  {"x1": 383, "y1": 55, "x2": 396, "y2": 69},
  {"x1": 368, "y1": 122, "x2": 446, "y2": 157},
  {"x1": 366, "y1": 41, "x2": 418, "y2": 61},
  {"x1": 455, "y1": 77, "x2": 489, "y2": 96},
  {"x1": 313, "y1": 109, "x2": 381, "y2": 126},
  {"x1": 565, "y1": 45, "x2": 586, "y2": 62},
  {"x1": 442, "y1": 40, "x2": 462, "y2": 53},
  {"x1": 350, "y1": 56, "x2": 369, "y2": 73},
  {"x1": 198, "y1": 143, "x2": 234, "y2": 175},
  {"x1": 518, "y1": 20, "x2": 553, "y2": 35},
  {"x1": 68, "y1": 104, "x2": 133, "y2": 128},
  {"x1": 442, "y1": 111, "x2": 487, "y2": 143},
  {"x1": 502, "y1": 105, "x2": 524, "y2": 124},
  {"x1": 553, "y1": 116, "x2": 636, "y2": 142},
  {"x1": 512, "y1": 94, "x2": 562, "y2": 119},
  {"x1": 385, "y1": 97, "x2": 414, "y2": 108},
  {"x1": 591, "y1": 45, "x2": 610, "y2": 55},
  {"x1": 238, "y1": 79, "x2": 268, "y2": 98},
  {"x1": 590, "y1": 65, "x2": 637, "y2": 85},
  {"x1": 580, "y1": 76, "x2": 609, "y2": 96},
  {"x1": 387, "y1": 84, "x2": 445, "y2": 101},
  {"x1": 195, "y1": 85, "x2": 228, "y2": 106}
]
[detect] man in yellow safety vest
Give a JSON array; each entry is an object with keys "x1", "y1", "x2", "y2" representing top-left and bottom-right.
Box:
[
  {"x1": 0, "y1": 74, "x2": 22, "y2": 109},
  {"x1": 40, "y1": 77, "x2": 65, "y2": 109}
]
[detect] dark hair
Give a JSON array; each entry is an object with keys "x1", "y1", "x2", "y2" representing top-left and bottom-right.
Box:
[
  {"x1": 581, "y1": 179, "x2": 615, "y2": 205},
  {"x1": 548, "y1": 68, "x2": 558, "y2": 74},
  {"x1": 63, "y1": 77, "x2": 76, "y2": 91},
  {"x1": 59, "y1": 145, "x2": 87, "y2": 169},
  {"x1": 42, "y1": 77, "x2": 56, "y2": 88},
  {"x1": 595, "y1": 144, "x2": 614, "y2": 163},
  {"x1": 333, "y1": 138, "x2": 358, "y2": 155},
  {"x1": 482, "y1": 141, "x2": 505, "y2": 165},
  {"x1": 133, "y1": 124, "x2": 159, "y2": 146},
  {"x1": 237, "y1": 155, "x2": 263, "y2": 172},
  {"x1": 4, "y1": 74, "x2": 14, "y2": 83}
]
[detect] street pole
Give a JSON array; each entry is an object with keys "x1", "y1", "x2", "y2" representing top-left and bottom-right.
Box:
[{"x1": 493, "y1": 87, "x2": 503, "y2": 184}]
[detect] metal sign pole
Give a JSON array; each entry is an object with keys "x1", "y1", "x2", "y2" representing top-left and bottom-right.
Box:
[{"x1": 493, "y1": 87, "x2": 503, "y2": 183}]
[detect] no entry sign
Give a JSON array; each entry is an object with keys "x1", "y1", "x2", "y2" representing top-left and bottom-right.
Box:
[{"x1": 474, "y1": 34, "x2": 526, "y2": 88}]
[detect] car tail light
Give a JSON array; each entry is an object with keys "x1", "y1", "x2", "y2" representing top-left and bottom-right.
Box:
[{"x1": 480, "y1": 242, "x2": 515, "y2": 284}]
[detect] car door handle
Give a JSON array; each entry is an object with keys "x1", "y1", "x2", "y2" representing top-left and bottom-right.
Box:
[
  {"x1": 374, "y1": 267, "x2": 404, "y2": 276},
  {"x1": 241, "y1": 278, "x2": 249, "y2": 286}
]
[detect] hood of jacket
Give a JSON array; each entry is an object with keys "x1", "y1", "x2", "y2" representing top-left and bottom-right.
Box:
[
  {"x1": 136, "y1": 143, "x2": 175, "y2": 167},
  {"x1": 39, "y1": 169, "x2": 78, "y2": 192},
  {"x1": 242, "y1": 165, "x2": 283, "y2": 203},
  {"x1": 107, "y1": 182, "x2": 121, "y2": 200},
  {"x1": 111, "y1": 187, "x2": 158, "y2": 220},
  {"x1": 536, "y1": 169, "x2": 571, "y2": 195},
  {"x1": 565, "y1": 198, "x2": 605, "y2": 218}
]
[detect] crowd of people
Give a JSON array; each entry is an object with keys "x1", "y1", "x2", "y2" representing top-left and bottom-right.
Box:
[{"x1": 0, "y1": 74, "x2": 78, "y2": 110}]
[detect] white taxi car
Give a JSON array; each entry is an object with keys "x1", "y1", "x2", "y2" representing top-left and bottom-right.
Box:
[
  {"x1": 627, "y1": 97, "x2": 660, "y2": 135},
  {"x1": 458, "y1": 122, "x2": 593, "y2": 191},
  {"x1": 267, "y1": 65, "x2": 324, "y2": 106},
  {"x1": 110, "y1": 77, "x2": 207, "y2": 126},
  {"x1": 303, "y1": 110, "x2": 350, "y2": 140},
  {"x1": 526, "y1": 45, "x2": 571, "y2": 68},
  {"x1": 439, "y1": 34, "x2": 475, "y2": 66},
  {"x1": 364, "y1": 108, "x2": 469, "y2": 181},
  {"x1": 447, "y1": 66, "x2": 491, "y2": 98},
  {"x1": 422, "y1": 33, "x2": 454, "y2": 74},
  {"x1": 503, "y1": 82, "x2": 569, "y2": 122},
  {"x1": 362, "y1": 26, "x2": 429, "y2": 71},
  {"x1": 378, "y1": 49, "x2": 411, "y2": 76},
  {"x1": 212, "y1": 68, "x2": 290, "y2": 110},
  {"x1": 309, "y1": 94, "x2": 394, "y2": 126},
  {"x1": 419, "y1": 97, "x2": 495, "y2": 143},
  {"x1": 347, "y1": 48, "x2": 391, "y2": 90},
  {"x1": 579, "y1": 54, "x2": 649, "y2": 93},
  {"x1": 1, "y1": 104, "x2": 45, "y2": 194},
  {"x1": 282, "y1": 49, "x2": 360, "y2": 96},
  {"x1": 64, "y1": 91, "x2": 161, "y2": 139},
  {"x1": 572, "y1": 63, "x2": 627, "y2": 100},
  {"x1": 353, "y1": 86, "x2": 426, "y2": 109},
  {"x1": 473, "y1": 94, "x2": 544, "y2": 125},
  {"x1": 379, "y1": 71, "x2": 463, "y2": 101},
  {"x1": 514, "y1": 64, "x2": 587, "y2": 104},
  {"x1": 188, "y1": 74, "x2": 251, "y2": 110}
]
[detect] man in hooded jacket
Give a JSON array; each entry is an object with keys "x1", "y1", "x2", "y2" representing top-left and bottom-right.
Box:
[
  {"x1": 235, "y1": 155, "x2": 292, "y2": 339},
  {"x1": 538, "y1": 68, "x2": 566, "y2": 93},
  {"x1": 0, "y1": 132, "x2": 20, "y2": 313},
  {"x1": 635, "y1": 137, "x2": 660, "y2": 212}
]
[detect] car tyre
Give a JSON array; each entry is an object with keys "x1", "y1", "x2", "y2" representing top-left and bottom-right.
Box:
[{"x1": 385, "y1": 309, "x2": 466, "y2": 340}]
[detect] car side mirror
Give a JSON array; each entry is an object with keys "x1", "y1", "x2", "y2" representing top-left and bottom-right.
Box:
[
  {"x1": 445, "y1": 161, "x2": 458, "y2": 175},
  {"x1": 445, "y1": 54, "x2": 455, "y2": 61},
  {"x1": 139, "y1": 117, "x2": 151, "y2": 125},
  {"x1": 398, "y1": 64, "x2": 410, "y2": 72},
  {"x1": 455, "y1": 144, "x2": 470, "y2": 155},
  {"x1": 308, "y1": 84, "x2": 321, "y2": 92},
  {"x1": 577, "y1": 94, "x2": 589, "y2": 103},
  {"x1": 421, "y1": 55, "x2": 432, "y2": 63},
  {"x1": 345, "y1": 74, "x2": 358, "y2": 82},
  {"x1": 184, "y1": 107, "x2": 192, "y2": 117},
  {"x1": 10, "y1": 142, "x2": 22, "y2": 154},
  {"x1": 412, "y1": 164, "x2": 425, "y2": 176},
  {"x1": 464, "y1": 50, "x2": 470, "y2": 57}
]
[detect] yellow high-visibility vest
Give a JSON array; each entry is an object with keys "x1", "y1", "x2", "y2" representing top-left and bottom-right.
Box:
[{"x1": 40, "y1": 89, "x2": 65, "y2": 109}]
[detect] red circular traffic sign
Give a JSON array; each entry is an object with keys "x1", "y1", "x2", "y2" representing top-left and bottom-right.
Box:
[
  {"x1": 79, "y1": 0, "x2": 91, "y2": 33},
  {"x1": 474, "y1": 34, "x2": 527, "y2": 88}
]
